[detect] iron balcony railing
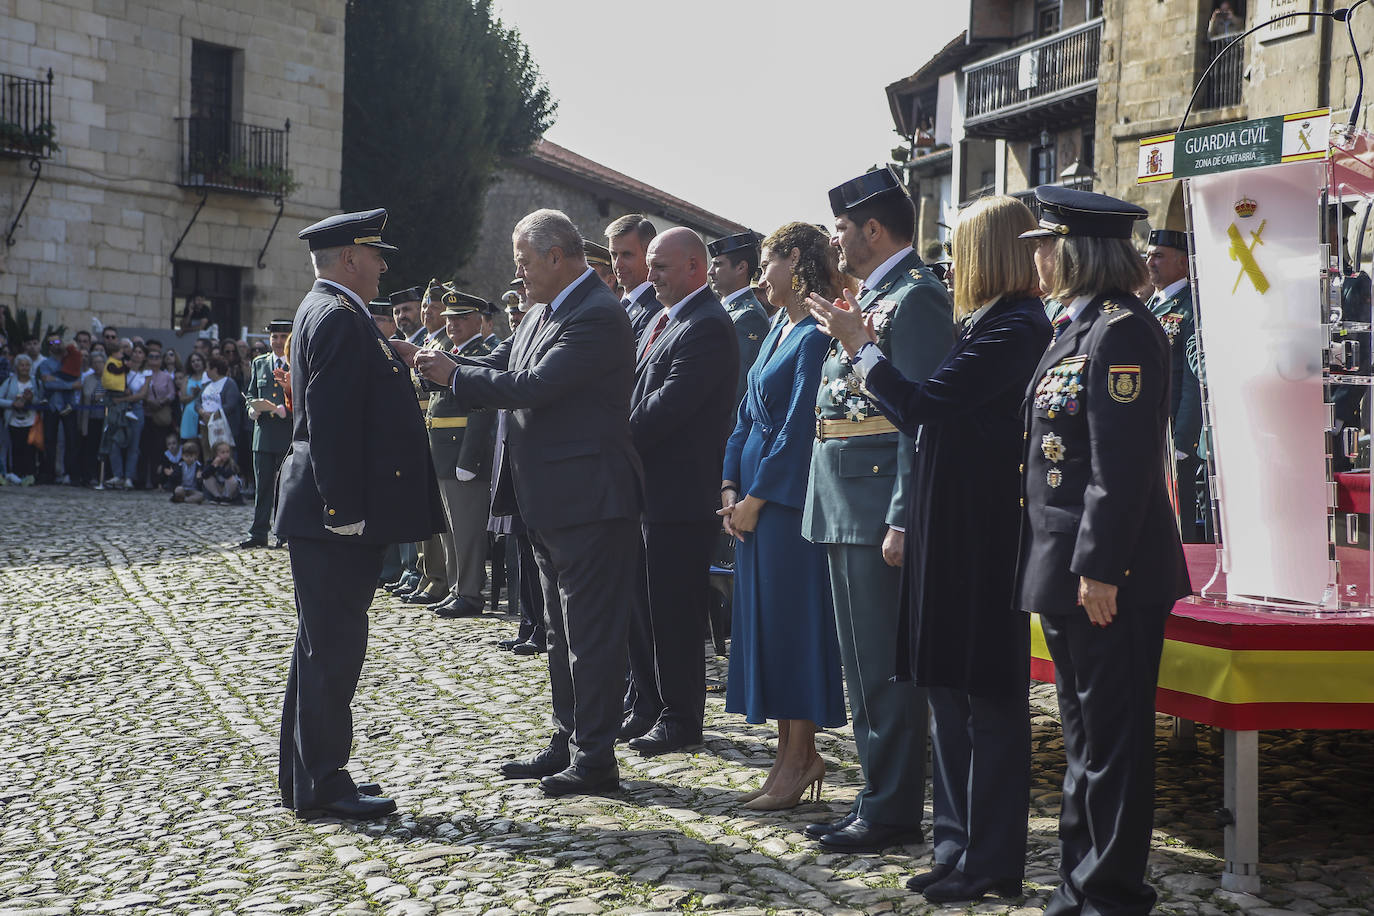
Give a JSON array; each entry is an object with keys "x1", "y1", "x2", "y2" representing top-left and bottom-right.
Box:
[
  {"x1": 964, "y1": 19, "x2": 1103, "y2": 124},
  {"x1": 176, "y1": 116, "x2": 294, "y2": 197},
  {"x1": 1200, "y1": 36, "x2": 1244, "y2": 111},
  {"x1": 0, "y1": 69, "x2": 57, "y2": 159}
]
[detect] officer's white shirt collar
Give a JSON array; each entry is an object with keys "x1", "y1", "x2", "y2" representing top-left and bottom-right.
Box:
[
  {"x1": 665, "y1": 283, "x2": 708, "y2": 320},
  {"x1": 1065, "y1": 294, "x2": 1095, "y2": 322},
  {"x1": 549, "y1": 267, "x2": 596, "y2": 315},
  {"x1": 454, "y1": 331, "x2": 485, "y2": 351},
  {"x1": 621, "y1": 280, "x2": 653, "y2": 309},
  {"x1": 1156, "y1": 277, "x2": 1189, "y2": 302},
  {"x1": 721, "y1": 286, "x2": 752, "y2": 307},
  {"x1": 317, "y1": 278, "x2": 366, "y2": 311},
  {"x1": 863, "y1": 246, "x2": 915, "y2": 292}
]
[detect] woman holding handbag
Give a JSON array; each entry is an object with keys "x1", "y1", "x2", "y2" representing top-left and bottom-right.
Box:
[
  {"x1": 198, "y1": 356, "x2": 244, "y2": 461},
  {"x1": 1, "y1": 354, "x2": 43, "y2": 484}
]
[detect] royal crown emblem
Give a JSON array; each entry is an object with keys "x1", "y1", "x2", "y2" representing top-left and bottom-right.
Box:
[
  {"x1": 1234, "y1": 196, "x2": 1258, "y2": 219},
  {"x1": 1147, "y1": 148, "x2": 1163, "y2": 175}
]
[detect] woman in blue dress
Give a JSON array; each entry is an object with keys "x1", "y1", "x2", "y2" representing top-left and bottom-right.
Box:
[{"x1": 721, "y1": 222, "x2": 848, "y2": 810}]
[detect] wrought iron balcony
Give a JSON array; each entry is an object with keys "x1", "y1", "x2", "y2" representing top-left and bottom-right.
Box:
[
  {"x1": 964, "y1": 19, "x2": 1103, "y2": 138},
  {"x1": 0, "y1": 69, "x2": 57, "y2": 159},
  {"x1": 1200, "y1": 36, "x2": 1243, "y2": 111},
  {"x1": 176, "y1": 116, "x2": 295, "y2": 198}
]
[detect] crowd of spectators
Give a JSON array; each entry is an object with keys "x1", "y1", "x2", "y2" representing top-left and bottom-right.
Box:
[{"x1": 0, "y1": 313, "x2": 259, "y2": 501}]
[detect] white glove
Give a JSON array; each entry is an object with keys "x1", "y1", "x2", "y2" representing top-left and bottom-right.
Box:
[
  {"x1": 1175, "y1": 449, "x2": 1189, "y2": 461},
  {"x1": 325, "y1": 520, "x2": 366, "y2": 536},
  {"x1": 455, "y1": 467, "x2": 476, "y2": 482}
]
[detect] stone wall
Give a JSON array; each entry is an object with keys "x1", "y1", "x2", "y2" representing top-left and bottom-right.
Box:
[{"x1": 0, "y1": 0, "x2": 345, "y2": 336}]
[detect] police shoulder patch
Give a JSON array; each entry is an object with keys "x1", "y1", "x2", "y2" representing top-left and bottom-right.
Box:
[{"x1": 1107, "y1": 365, "x2": 1142, "y2": 403}]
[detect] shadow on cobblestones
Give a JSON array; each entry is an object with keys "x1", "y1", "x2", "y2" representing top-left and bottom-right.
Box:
[{"x1": 0, "y1": 486, "x2": 1371, "y2": 915}]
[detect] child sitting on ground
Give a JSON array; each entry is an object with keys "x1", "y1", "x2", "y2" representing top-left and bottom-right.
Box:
[
  {"x1": 154, "y1": 432, "x2": 182, "y2": 492},
  {"x1": 170, "y1": 439, "x2": 204, "y2": 504},
  {"x1": 202, "y1": 440, "x2": 243, "y2": 505}
]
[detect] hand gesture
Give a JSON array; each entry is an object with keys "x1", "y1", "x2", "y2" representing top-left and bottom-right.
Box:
[{"x1": 808, "y1": 290, "x2": 876, "y2": 358}]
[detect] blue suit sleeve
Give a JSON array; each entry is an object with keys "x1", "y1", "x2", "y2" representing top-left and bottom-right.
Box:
[{"x1": 747, "y1": 329, "x2": 826, "y2": 509}]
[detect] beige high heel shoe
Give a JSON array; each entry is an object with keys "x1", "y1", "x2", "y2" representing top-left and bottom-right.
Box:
[
  {"x1": 743, "y1": 756, "x2": 825, "y2": 811},
  {"x1": 736, "y1": 785, "x2": 768, "y2": 803}
]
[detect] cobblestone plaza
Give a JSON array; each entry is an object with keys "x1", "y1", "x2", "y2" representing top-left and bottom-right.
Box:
[{"x1": 2, "y1": 486, "x2": 1372, "y2": 915}]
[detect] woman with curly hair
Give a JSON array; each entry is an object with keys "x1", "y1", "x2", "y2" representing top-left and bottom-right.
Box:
[{"x1": 720, "y1": 222, "x2": 850, "y2": 810}]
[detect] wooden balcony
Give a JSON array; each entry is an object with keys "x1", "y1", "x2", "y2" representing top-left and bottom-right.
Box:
[{"x1": 963, "y1": 19, "x2": 1102, "y2": 139}]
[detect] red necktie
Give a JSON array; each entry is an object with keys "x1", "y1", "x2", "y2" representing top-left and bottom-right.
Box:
[
  {"x1": 1052, "y1": 311, "x2": 1071, "y2": 341},
  {"x1": 645, "y1": 311, "x2": 670, "y2": 350}
]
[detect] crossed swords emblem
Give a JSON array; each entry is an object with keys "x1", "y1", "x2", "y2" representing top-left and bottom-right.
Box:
[{"x1": 1227, "y1": 218, "x2": 1269, "y2": 294}]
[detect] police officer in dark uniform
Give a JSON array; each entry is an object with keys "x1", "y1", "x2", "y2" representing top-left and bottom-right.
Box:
[
  {"x1": 1144, "y1": 200, "x2": 1206, "y2": 541},
  {"x1": 275, "y1": 208, "x2": 444, "y2": 819},
  {"x1": 1017, "y1": 186, "x2": 1191, "y2": 915},
  {"x1": 425, "y1": 289, "x2": 498, "y2": 618},
  {"x1": 380, "y1": 284, "x2": 428, "y2": 594},
  {"x1": 238, "y1": 319, "x2": 294, "y2": 548},
  {"x1": 707, "y1": 231, "x2": 772, "y2": 408}
]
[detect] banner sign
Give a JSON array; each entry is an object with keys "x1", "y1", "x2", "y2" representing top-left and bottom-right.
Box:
[
  {"x1": 1138, "y1": 109, "x2": 1329, "y2": 183},
  {"x1": 1188, "y1": 161, "x2": 1331, "y2": 606}
]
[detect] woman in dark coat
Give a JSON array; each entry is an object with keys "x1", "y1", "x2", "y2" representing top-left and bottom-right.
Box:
[{"x1": 810, "y1": 195, "x2": 1050, "y2": 904}]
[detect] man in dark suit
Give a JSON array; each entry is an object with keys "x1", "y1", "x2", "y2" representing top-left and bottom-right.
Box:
[
  {"x1": 621, "y1": 228, "x2": 739, "y2": 755},
  {"x1": 606, "y1": 214, "x2": 662, "y2": 346},
  {"x1": 391, "y1": 286, "x2": 426, "y2": 347},
  {"x1": 274, "y1": 208, "x2": 445, "y2": 820},
  {"x1": 802, "y1": 167, "x2": 951, "y2": 852},
  {"x1": 707, "y1": 231, "x2": 771, "y2": 408},
  {"x1": 380, "y1": 284, "x2": 427, "y2": 595},
  {"x1": 238, "y1": 319, "x2": 294, "y2": 549},
  {"x1": 1017, "y1": 186, "x2": 1191, "y2": 915},
  {"x1": 413, "y1": 208, "x2": 643, "y2": 797}
]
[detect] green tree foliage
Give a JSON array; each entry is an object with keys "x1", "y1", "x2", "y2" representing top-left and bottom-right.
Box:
[{"x1": 342, "y1": 0, "x2": 556, "y2": 290}]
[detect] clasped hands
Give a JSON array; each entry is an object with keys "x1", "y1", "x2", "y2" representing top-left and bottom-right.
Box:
[
  {"x1": 718, "y1": 485, "x2": 763, "y2": 539},
  {"x1": 391, "y1": 339, "x2": 456, "y2": 387},
  {"x1": 807, "y1": 290, "x2": 876, "y2": 357}
]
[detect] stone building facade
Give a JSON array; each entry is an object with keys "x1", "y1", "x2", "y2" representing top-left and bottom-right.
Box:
[
  {"x1": 0, "y1": 0, "x2": 345, "y2": 342},
  {"x1": 462, "y1": 140, "x2": 748, "y2": 302},
  {"x1": 1098, "y1": 0, "x2": 1374, "y2": 227}
]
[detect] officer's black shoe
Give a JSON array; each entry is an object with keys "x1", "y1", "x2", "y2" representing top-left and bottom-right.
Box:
[
  {"x1": 618, "y1": 714, "x2": 655, "y2": 742},
  {"x1": 436, "y1": 597, "x2": 482, "y2": 618},
  {"x1": 804, "y1": 811, "x2": 858, "y2": 840},
  {"x1": 426, "y1": 595, "x2": 458, "y2": 614},
  {"x1": 905, "y1": 864, "x2": 954, "y2": 893},
  {"x1": 501, "y1": 745, "x2": 570, "y2": 780},
  {"x1": 512, "y1": 639, "x2": 546, "y2": 655},
  {"x1": 818, "y1": 817, "x2": 924, "y2": 853},
  {"x1": 294, "y1": 792, "x2": 396, "y2": 821},
  {"x1": 357, "y1": 782, "x2": 382, "y2": 796},
  {"x1": 402, "y1": 588, "x2": 443, "y2": 605},
  {"x1": 539, "y1": 764, "x2": 620, "y2": 798},
  {"x1": 497, "y1": 637, "x2": 522, "y2": 651},
  {"x1": 628, "y1": 722, "x2": 701, "y2": 756},
  {"x1": 383, "y1": 576, "x2": 414, "y2": 594},
  {"x1": 920, "y1": 869, "x2": 1020, "y2": 903},
  {"x1": 237, "y1": 536, "x2": 268, "y2": 549}
]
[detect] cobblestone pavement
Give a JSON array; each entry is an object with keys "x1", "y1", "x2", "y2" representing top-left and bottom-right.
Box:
[{"x1": 1, "y1": 486, "x2": 1372, "y2": 916}]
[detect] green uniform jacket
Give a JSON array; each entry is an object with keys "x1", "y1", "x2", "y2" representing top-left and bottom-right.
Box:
[
  {"x1": 802, "y1": 250, "x2": 954, "y2": 545},
  {"x1": 1149, "y1": 283, "x2": 1202, "y2": 457},
  {"x1": 427, "y1": 333, "x2": 497, "y2": 481},
  {"x1": 246, "y1": 351, "x2": 292, "y2": 454},
  {"x1": 725, "y1": 287, "x2": 772, "y2": 408}
]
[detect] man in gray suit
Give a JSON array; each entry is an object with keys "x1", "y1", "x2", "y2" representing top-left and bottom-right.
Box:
[
  {"x1": 414, "y1": 208, "x2": 643, "y2": 798},
  {"x1": 802, "y1": 167, "x2": 953, "y2": 851}
]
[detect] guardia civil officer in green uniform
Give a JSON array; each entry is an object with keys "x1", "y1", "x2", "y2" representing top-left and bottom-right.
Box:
[
  {"x1": 239, "y1": 319, "x2": 294, "y2": 548},
  {"x1": 1018, "y1": 186, "x2": 1191, "y2": 915},
  {"x1": 707, "y1": 231, "x2": 772, "y2": 408},
  {"x1": 801, "y1": 166, "x2": 954, "y2": 852},
  {"x1": 426, "y1": 289, "x2": 498, "y2": 618},
  {"x1": 1144, "y1": 214, "x2": 1205, "y2": 541}
]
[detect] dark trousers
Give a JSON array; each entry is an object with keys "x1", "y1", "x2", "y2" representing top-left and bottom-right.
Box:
[
  {"x1": 278, "y1": 537, "x2": 385, "y2": 809},
  {"x1": 7, "y1": 426, "x2": 36, "y2": 477},
  {"x1": 511, "y1": 533, "x2": 546, "y2": 645},
  {"x1": 79, "y1": 418, "x2": 104, "y2": 484},
  {"x1": 529, "y1": 517, "x2": 637, "y2": 769},
  {"x1": 39, "y1": 408, "x2": 76, "y2": 482},
  {"x1": 251, "y1": 448, "x2": 287, "y2": 539},
  {"x1": 1040, "y1": 606, "x2": 1169, "y2": 916},
  {"x1": 929, "y1": 683, "x2": 1031, "y2": 881},
  {"x1": 625, "y1": 519, "x2": 716, "y2": 731}
]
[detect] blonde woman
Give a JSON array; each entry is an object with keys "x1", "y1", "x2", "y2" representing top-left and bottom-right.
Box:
[{"x1": 811, "y1": 195, "x2": 1050, "y2": 904}]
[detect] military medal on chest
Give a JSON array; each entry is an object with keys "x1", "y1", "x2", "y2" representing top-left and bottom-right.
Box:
[
  {"x1": 1157, "y1": 312, "x2": 1184, "y2": 341},
  {"x1": 1033, "y1": 356, "x2": 1086, "y2": 418}
]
